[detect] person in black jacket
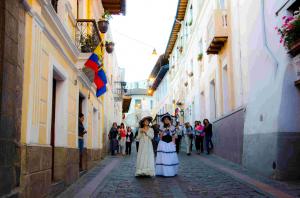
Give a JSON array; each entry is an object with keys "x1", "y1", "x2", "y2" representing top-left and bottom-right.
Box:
[
  {"x1": 109, "y1": 122, "x2": 118, "y2": 155},
  {"x1": 203, "y1": 119, "x2": 214, "y2": 154},
  {"x1": 125, "y1": 127, "x2": 134, "y2": 155},
  {"x1": 78, "y1": 113, "x2": 87, "y2": 171}
]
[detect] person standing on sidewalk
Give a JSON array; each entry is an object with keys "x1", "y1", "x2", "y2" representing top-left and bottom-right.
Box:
[
  {"x1": 135, "y1": 112, "x2": 155, "y2": 177},
  {"x1": 109, "y1": 122, "x2": 118, "y2": 156},
  {"x1": 194, "y1": 121, "x2": 205, "y2": 154},
  {"x1": 203, "y1": 119, "x2": 214, "y2": 154},
  {"x1": 152, "y1": 124, "x2": 160, "y2": 156},
  {"x1": 184, "y1": 122, "x2": 194, "y2": 155},
  {"x1": 126, "y1": 127, "x2": 134, "y2": 155},
  {"x1": 119, "y1": 123, "x2": 127, "y2": 156},
  {"x1": 78, "y1": 113, "x2": 87, "y2": 171},
  {"x1": 175, "y1": 122, "x2": 183, "y2": 153}
]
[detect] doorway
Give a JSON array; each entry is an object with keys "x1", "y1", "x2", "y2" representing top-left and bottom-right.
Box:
[
  {"x1": 50, "y1": 79, "x2": 56, "y2": 181},
  {"x1": 50, "y1": 70, "x2": 67, "y2": 182}
]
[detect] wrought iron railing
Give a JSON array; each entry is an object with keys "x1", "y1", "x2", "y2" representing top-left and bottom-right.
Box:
[{"x1": 75, "y1": 19, "x2": 101, "y2": 53}]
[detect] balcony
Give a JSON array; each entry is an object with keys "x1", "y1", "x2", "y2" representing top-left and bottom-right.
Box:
[
  {"x1": 206, "y1": 9, "x2": 228, "y2": 55},
  {"x1": 75, "y1": 19, "x2": 101, "y2": 53},
  {"x1": 113, "y1": 81, "x2": 127, "y2": 101}
]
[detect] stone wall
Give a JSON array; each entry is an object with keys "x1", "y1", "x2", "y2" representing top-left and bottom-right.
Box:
[
  {"x1": 87, "y1": 149, "x2": 102, "y2": 170},
  {"x1": 53, "y1": 147, "x2": 79, "y2": 185},
  {"x1": 0, "y1": 0, "x2": 25, "y2": 196},
  {"x1": 212, "y1": 108, "x2": 245, "y2": 164},
  {"x1": 20, "y1": 145, "x2": 52, "y2": 198}
]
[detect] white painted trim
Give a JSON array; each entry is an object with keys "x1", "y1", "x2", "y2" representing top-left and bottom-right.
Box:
[
  {"x1": 48, "y1": 56, "x2": 69, "y2": 147},
  {"x1": 65, "y1": 1, "x2": 76, "y2": 26},
  {"x1": 38, "y1": 0, "x2": 80, "y2": 58}
]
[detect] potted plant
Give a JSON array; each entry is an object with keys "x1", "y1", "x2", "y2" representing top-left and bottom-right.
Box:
[
  {"x1": 197, "y1": 53, "x2": 203, "y2": 61},
  {"x1": 105, "y1": 41, "x2": 115, "y2": 53},
  {"x1": 80, "y1": 34, "x2": 97, "y2": 53},
  {"x1": 98, "y1": 10, "x2": 112, "y2": 34},
  {"x1": 276, "y1": 9, "x2": 300, "y2": 57}
]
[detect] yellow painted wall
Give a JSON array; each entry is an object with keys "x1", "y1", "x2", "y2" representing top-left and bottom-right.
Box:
[{"x1": 21, "y1": 0, "x2": 106, "y2": 150}]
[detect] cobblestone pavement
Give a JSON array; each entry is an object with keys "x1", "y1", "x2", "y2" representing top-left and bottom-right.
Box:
[{"x1": 58, "y1": 145, "x2": 300, "y2": 198}]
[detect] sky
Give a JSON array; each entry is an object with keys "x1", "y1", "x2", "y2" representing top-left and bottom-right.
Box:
[{"x1": 110, "y1": 0, "x2": 178, "y2": 83}]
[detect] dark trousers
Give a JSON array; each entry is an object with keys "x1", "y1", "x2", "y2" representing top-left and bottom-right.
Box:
[
  {"x1": 195, "y1": 135, "x2": 204, "y2": 153},
  {"x1": 175, "y1": 135, "x2": 182, "y2": 153},
  {"x1": 126, "y1": 142, "x2": 132, "y2": 155},
  {"x1": 205, "y1": 135, "x2": 214, "y2": 154},
  {"x1": 136, "y1": 141, "x2": 139, "y2": 152},
  {"x1": 110, "y1": 139, "x2": 117, "y2": 155}
]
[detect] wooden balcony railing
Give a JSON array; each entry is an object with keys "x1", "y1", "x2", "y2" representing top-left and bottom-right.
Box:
[
  {"x1": 206, "y1": 9, "x2": 228, "y2": 55},
  {"x1": 75, "y1": 19, "x2": 101, "y2": 53}
]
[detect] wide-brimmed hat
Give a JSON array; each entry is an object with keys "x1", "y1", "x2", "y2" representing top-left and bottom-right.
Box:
[
  {"x1": 139, "y1": 111, "x2": 153, "y2": 124},
  {"x1": 160, "y1": 112, "x2": 173, "y2": 122}
]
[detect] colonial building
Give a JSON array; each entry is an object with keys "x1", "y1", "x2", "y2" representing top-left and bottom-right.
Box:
[
  {"x1": 150, "y1": 0, "x2": 300, "y2": 180},
  {"x1": 0, "y1": 0, "x2": 126, "y2": 197}
]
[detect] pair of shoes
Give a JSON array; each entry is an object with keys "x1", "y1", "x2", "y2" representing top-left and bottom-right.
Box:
[{"x1": 187, "y1": 153, "x2": 191, "y2": 156}]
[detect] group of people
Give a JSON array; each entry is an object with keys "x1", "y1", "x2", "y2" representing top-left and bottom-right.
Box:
[
  {"x1": 179, "y1": 119, "x2": 214, "y2": 155},
  {"x1": 108, "y1": 112, "x2": 214, "y2": 178},
  {"x1": 108, "y1": 122, "x2": 134, "y2": 156}
]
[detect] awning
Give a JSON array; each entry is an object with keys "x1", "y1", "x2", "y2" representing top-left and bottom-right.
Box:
[{"x1": 122, "y1": 95, "x2": 132, "y2": 113}]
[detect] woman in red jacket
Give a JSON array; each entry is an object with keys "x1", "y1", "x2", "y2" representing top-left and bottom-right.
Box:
[{"x1": 119, "y1": 123, "x2": 127, "y2": 156}]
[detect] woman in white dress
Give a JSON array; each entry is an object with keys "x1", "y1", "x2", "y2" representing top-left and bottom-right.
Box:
[
  {"x1": 135, "y1": 113, "x2": 155, "y2": 177},
  {"x1": 156, "y1": 113, "x2": 179, "y2": 177}
]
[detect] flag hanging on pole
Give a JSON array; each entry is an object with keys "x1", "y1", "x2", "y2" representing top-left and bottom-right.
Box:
[{"x1": 84, "y1": 44, "x2": 107, "y2": 97}]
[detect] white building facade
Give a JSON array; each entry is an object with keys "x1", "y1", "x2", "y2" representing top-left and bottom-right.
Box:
[{"x1": 151, "y1": 0, "x2": 300, "y2": 180}]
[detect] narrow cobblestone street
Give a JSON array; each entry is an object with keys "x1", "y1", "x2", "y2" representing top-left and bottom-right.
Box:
[{"x1": 58, "y1": 144, "x2": 300, "y2": 198}]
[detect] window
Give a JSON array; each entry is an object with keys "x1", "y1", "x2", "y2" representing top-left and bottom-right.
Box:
[
  {"x1": 188, "y1": 4, "x2": 193, "y2": 26},
  {"x1": 135, "y1": 99, "x2": 142, "y2": 109},
  {"x1": 200, "y1": 91, "x2": 206, "y2": 119},
  {"x1": 150, "y1": 100, "x2": 153, "y2": 109},
  {"x1": 210, "y1": 80, "x2": 217, "y2": 119},
  {"x1": 222, "y1": 65, "x2": 229, "y2": 114}
]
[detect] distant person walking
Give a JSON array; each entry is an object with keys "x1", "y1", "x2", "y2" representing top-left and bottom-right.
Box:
[
  {"x1": 126, "y1": 127, "x2": 134, "y2": 155},
  {"x1": 119, "y1": 123, "x2": 127, "y2": 156},
  {"x1": 184, "y1": 122, "x2": 193, "y2": 155},
  {"x1": 109, "y1": 122, "x2": 118, "y2": 156},
  {"x1": 175, "y1": 122, "x2": 183, "y2": 153},
  {"x1": 194, "y1": 121, "x2": 205, "y2": 154},
  {"x1": 203, "y1": 119, "x2": 214, "y2": 154}
]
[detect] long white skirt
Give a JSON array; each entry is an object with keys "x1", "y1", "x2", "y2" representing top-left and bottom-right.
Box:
[
  {"x1": 135, "y1": 138, "x2": 155, "y2": 176},
  {"x1": 155, "y1": 141, "x2": 179, "y2": 177}
]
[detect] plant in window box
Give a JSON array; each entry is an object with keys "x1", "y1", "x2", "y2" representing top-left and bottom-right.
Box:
[
  {"x1": 276, "y1": 9, "x2": 300, "y2": 57},
  {"x1": 188, "y1": 19, "x2": 193, "y2": 26},
  {"x1": 98, "y1": 10, "x2": 112, "y2": 34},
  {"x1": 80, "y1": 34, "x2": 98, "y2": 53},
  {"x1": 197, "y1": 53, "x2": 203, "y2": 61},
  {"x1": 105, "y1": 41, "x2": 115, "y2": 53}
]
